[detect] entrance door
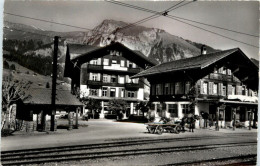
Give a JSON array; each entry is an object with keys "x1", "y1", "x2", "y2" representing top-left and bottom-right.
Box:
[
  {"x1": 225, "y1": 106, "x2": 232, "y2": 121},
  {"x1": 239, "y1": 107, "x2": 246, "y2": 122}
]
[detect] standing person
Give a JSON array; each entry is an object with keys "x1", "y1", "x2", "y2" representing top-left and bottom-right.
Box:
[
  {"x1": 181, "y1": 114, "x2": 187, "y2": 132},
  {"x1": 202, "y1": 112, "x2": 209, "y2": 128},
  {"x1": 188, "y1": 111, "x2": 195, "y2": 132}
]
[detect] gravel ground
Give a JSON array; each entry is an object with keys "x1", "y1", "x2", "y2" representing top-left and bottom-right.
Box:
[{"x1": 2, "y1": 119, "x2": 257, "y2": 165}]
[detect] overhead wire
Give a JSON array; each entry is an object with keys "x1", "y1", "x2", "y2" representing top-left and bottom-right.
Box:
[
  {"x1": 4, "y1": 2, "x2": 258, "y2": 48},
  {"x1": 106, "y1": 0, "x2": 259, "y2": 38},
  {"x1": 106, "y1": 0, "x2": 259, "y2": 48}
]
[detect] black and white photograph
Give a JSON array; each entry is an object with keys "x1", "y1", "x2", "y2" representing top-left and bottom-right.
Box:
[{"x1": 1, "y1": 0, "x2": 259, "y2": 165}]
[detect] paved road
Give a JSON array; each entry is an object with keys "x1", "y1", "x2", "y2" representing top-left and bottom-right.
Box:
[{"x1": 1, "y1": 119, "x2": 257, "y2": 165}]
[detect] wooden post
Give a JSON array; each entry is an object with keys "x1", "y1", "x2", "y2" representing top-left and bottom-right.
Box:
[
  {"x1": 249, "y1": 109, "x2": 252, "y2": 130},
  {"x1": 223, "y1": 108, "x2": 226, "y2": 129},
  {"x1": 51, "y1": 36, "x2": 60, "y2": 132},
  {"x1": 233, "y1": 108, "x2": 236, "y2": 131},
  {"x1": 216, "y1": 107, "x2": 219, "y2": 131},
  {"x1": 75, "y1": 107, "x2": 79, "y2": 129},
  {"x1": 253, "y1": 108, "x2": 257, "y2": 128}
]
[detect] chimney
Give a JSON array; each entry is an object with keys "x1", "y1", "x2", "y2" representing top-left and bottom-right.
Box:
[{"x1": 201, "y1": 45, "x2": 207, "y2": 55}]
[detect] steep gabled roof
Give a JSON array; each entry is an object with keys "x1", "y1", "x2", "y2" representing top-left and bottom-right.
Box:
[
  {"x1": 68, "y1": 43, "x2": 99, "y2": 55},
  {"x1": 71, "y1": 42, "x2": 157, "y2": 67},
  {"x1": 132, "y1": 48, "x2": 257, "y2": 78},
  {"x1": 23, "y1": 88, "x2": 82, "y2": 106}
]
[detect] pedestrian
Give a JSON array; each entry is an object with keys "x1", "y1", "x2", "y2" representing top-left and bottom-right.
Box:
[
  {"x1": 188, "y1": 112, "x2": 195, "y2": 132},
  {"x1": 180, "y1": 115, "x2": 187, "y2": 132}
]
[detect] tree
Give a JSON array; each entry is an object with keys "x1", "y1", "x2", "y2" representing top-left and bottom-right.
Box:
[
  {"x1": 3, "y1": 60, "x2": 9, "y2": 69},
  {"x1": 83, "y1": 98, "x2": 102, "y2": 119},
  {"x1": 136, "y1": 101, "x2": 149, "y2": 117},
  {"x1": 10, "y1": 64, "x2": 16, "y2": 71},
  {"x1": 107, "y1": 99, "x2": 127, "y2": 120},
  {"x1": 2, "y1": 78, "x2": 31, "y2": 134}
]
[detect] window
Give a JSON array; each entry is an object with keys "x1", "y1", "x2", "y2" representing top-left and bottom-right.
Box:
[
  {"x1": 103, "y1": 75, "x2": 108, "y2": 83},
  {"x1": 222, "y1": 86, "x2": 226, "y2": 96},
  {"x1": 202, "y1": 82, "x2": 208, "y2": 94},
  {"x1": 218, "y1": 67, "x2": 223, "y2": 74},
  {"x1": 185, "y1": 82, "x2": 191, "y2": 94},
  {"x1": 222, "y1": 67, "x2": 227, "y2": 75},
  {"x1": 227, "y1": 69, "x2": 232, "y2": 75},
  {"x1": 168, "y1": 104, "x2": 178, "y2": 117},
  {"x1": 175, "y1": 82, "x2": 184, "y2": 94},
  {"x1": 103, "y1": 59, "x2": 109, "y2": 66},
  {"x1": 121, "y1": 89, "x2": 125, "y2": 98},
  {"x1": 111, "y1": 75, "x2": 117, "y2": 83},
  {"x1": 119, "y1": 76, "x2": 125, "y2": 84},
  {"x1": 213, "y1": 83, "x2": 218, "y2": 95},
  {"x1": 181, "y1": 104, "x2": 189, "y2": 114},
  {"x1": 156, "y1": 84, "x2": 162, "y2": 95},
  {"x1": 129, "y1": 62, "x2": 133, "y2": 68},
  {"x1": 102, "y1": 87, "x2": 107, "y2": 96},
  {"x1": 92, "y1": 73, "x2": 98, "y2": 81},
  {"x1": 165, "y1": 83, "x2": 170, "y2": 95},
  {"x1": 91, "y1": 59, "x2": 97, "y2": 65},
  {"x1": 110, "y1": 88, "x2": 116, "y2": 97},
  {"x1": 128, "y1": 91, "x2": 135, "y2": 98},
  {"x1": 112, "y1": 60, "x2": 117, "y2": 64},
  {"x1": 120, "y1": 60, "x2": 125, "y2": 67},
  {"x1": 232, "y1": 86, "x2": 236, "y2": 95},
  {"x1": 90, "y1": 89, "x2": 98, "y2": 96},
  {"x1": 151, "y1": 84, "x2": 156, "y2": 95}
]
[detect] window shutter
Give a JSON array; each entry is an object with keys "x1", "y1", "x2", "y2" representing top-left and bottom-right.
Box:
[
  {"x1": 134, "y1": 91, "x2": 137, "y2": 98},
  {"x1": 127, "y1": 60, "x2": 129, "y2": 67},
  {"x1": 126, "y1": 75, "x2": 129, "y2": 83},
  {"x1": 97, "y1": 73, "x2": 101, "y2": 81},
  {"x1": 89, "y1": 72, "x2": 93, "y2": 80},
  {"x1": 237, "y1": 86, "x2": 242, "y2": 95},
  {"x1": 209, "y1": 82, "x2": 213, "y2": 95},
  {"x1": 200, "y1": 80, "x2": 204, "y2": 94},
  {"x1": 118, "y1": 88, "x2": 121, "y2": 98},
  {"x1": 227, "y1": 84, "x2": 232, "y2": 95},
  {"x1": 97, "y1": 58, "x2": 101, "y2": 65},
  {"x1": 218, "y1": 83, "x2": 223, "y2": 96},
  {"x1": 107, "y1": 87, "x2": 110, "y2": 97}
]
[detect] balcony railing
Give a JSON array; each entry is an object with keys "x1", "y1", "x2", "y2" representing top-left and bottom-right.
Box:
[
  {"x1": 87, "y1": 80, "x2": 102, "y2": 87},
  {"x1": 87, "y1": 64, "x2": 141, "y2": 73},
  {"x1": 87, "y1": 64, "x2": 103, "y2": 71},
  {"x1": 125, "y1": 83, "x2": 140, "y2": 90},
  {"x1": 128, "y1": 68, "x2": 141, "y2": 73},
  {"x1": 209, "y1": 73, "x2": 233, "y2": 82}
]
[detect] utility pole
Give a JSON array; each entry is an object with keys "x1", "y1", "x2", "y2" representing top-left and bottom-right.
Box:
[{"x1": 51, "y1": 36, "x2": 59, "y2": 131}]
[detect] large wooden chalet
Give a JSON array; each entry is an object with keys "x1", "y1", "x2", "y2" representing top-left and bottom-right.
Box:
[
  {"x1": 132, "y1": 46, "x2": 258, "y2": 129},
  {"x1": 64, "y1": 42, "x2": 156, "y2": 118}
]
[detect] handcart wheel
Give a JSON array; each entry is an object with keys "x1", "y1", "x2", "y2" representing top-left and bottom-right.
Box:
[
  {"x1": 175, "y1": 126, "x2": 181, "y2": 134},
  {"x1": 157, "y1": 126, "x2": 163, "y2": 135}
]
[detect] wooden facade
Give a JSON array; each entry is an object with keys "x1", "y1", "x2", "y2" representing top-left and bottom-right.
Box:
[{"x1": 133, "y1": 47, "x2": 258, "y2": 129}]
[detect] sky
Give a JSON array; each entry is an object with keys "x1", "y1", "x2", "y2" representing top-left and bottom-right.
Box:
[{"x1": 3, "y1": 1, "x2": 259, "y2": 60}]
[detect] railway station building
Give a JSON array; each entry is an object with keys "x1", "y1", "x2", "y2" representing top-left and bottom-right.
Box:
[
  {"x1": 132, "y1": 46, "x2": 258, "y2": 129},
  {"x1": 64, "y1": 42, "x2": 156, "y2": 118}
]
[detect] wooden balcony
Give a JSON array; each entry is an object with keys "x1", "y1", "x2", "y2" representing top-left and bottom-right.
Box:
[
  {"x1": 209, "y1": 73, "x2": 233, "y2": 82},
  {"x1": 125, "y1": 83, "x2": 140, "y2": 90},
  {"x1": 128, "y1": 68, "x2": 141, "y2": 74},
  {"x1": 87, "y1": 64, "x2": 103, "y2": 71},
  {"x1": 87, "y1": 80, "x2": 102, "y2": 88}
]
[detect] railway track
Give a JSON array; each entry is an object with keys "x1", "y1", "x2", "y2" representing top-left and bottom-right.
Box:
[
  {"x1": 160, "y1": 154, "x2": 257, "y2": 165},
  {"x1": 1, "y1": 133, "x2": 253, "y2": 157},
  {"x1": 1, "y1": 139, "x2": 256, "y2": 165}
]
